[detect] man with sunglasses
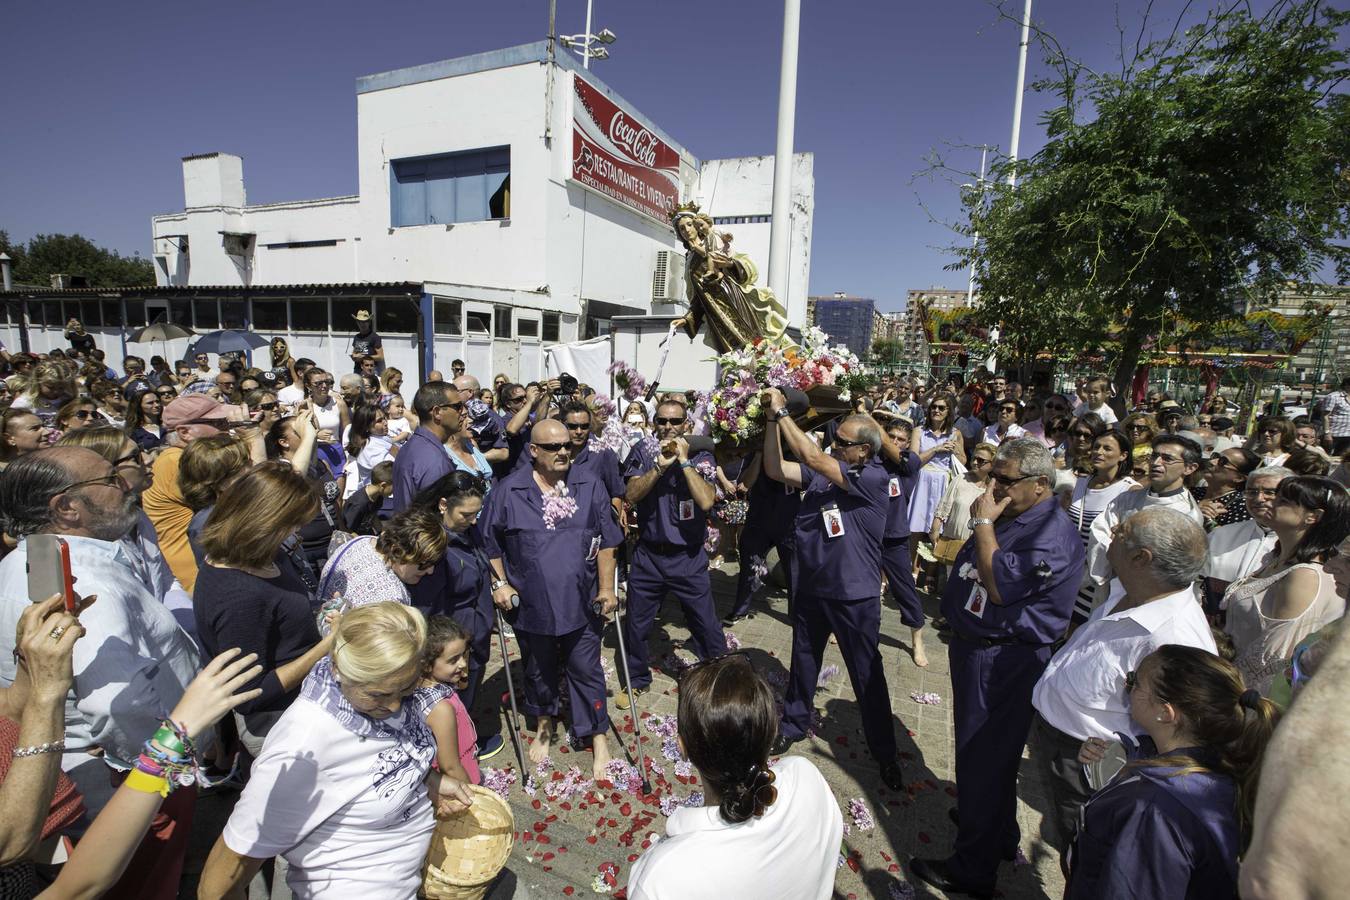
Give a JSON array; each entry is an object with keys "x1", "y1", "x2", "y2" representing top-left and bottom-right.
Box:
[
  {"x1": 1086, "y1": 435, "x2": 1205, "y2": 593},
  {"x1": 618, "y1": 400, "x2": 728, "y2": 709},
  {"x1": 454, "y1": 374, "x2": 510, "y2": 467},
  {"x1": 142, "y1": 394, "x2": 256, "y2": 593},
  {"x1": 1028, "y1": 507, "x2": 1216, "y2": 855},
  {"x1": 0, "y1": 448, "x2": 203, "y2": 880},
  {"x1": 758, "y1": 389, "x2": 906, "y2": 792},
  {"x1": 391, "y1": 382, "x2": 463, "y2": 512},
  {"x1": 481, "y1": 418, "x2": 622, "y2": 780},
  {"x1": 912, "y1": 438, "x2": 1083, "y2": 897}
]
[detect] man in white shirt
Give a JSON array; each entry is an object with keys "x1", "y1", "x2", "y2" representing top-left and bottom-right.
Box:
[
  {"x1": 1030, "y1": 507, "x2": 1216, "y2": 851},
  {"x1": 0, "y1": 449, "x2": 202, "y2": 819},
  {"x1": 1086, "y1": 434, "x2": 1204, "y2": 588},
  {"x1": 1205, "y1": 466, "x2": 1291, "y2": 616},
  {"x1": 276, "y1": 358, "x2": 316, "y2": 408}
]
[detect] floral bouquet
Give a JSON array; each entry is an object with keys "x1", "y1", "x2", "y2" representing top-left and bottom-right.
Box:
[
  {"x1": 607, "y1": 361, "x2": 647, "y2": 401},
  {"x1": 708, "y1": 325, "x2": 870, "y2": 446}
]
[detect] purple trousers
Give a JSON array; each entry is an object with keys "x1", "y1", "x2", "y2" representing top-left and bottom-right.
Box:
[
  {"x1": 517, "y1": 622, "x2": 610, "y2": 740},
  {"x1": 622, "y1": 542, "x2": 727, "y2": 690},
  {"x1": 881, "y1": 537, "x2": 925, "y2": 628}
]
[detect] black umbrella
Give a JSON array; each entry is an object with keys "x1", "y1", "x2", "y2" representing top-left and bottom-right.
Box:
[
  {"x1": 188, "y1": 329, "x2": 270, "y2": 356},
  {"x1": 128, "y1": 322, "x2": 194, "y2": 343}
]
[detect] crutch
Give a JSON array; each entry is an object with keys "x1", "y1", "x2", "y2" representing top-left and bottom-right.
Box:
[
  {"x1": 594, "y1": 594, "x2": 653, "y2": 794},
  {"x1": 643, "y1": 322, "x2": 680, "y2": 402},
  {"x1": 493, "y1": 594, "x2": 530, "y2": 785}
]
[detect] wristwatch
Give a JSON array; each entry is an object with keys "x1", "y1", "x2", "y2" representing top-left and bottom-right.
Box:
[
  {"x1": 969, "y1": 518, "x2": 995, "y2": 529},
  {"x1": 773, "y1": 407, "x2": 791, "y2": 421},
  {"x1": 491, "y1": 579, "x2": 508, "y2": 592}
]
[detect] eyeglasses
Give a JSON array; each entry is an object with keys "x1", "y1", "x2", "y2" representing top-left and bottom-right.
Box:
[
  {"x1": 452, "y1": 366, "x2": 466, "y2": 373},
  {"x1": 1150, "y1": 452, "x2": 1184, "y2": 464},
  {"x1": 928, "y1": 404, "x2": 948, "y2": 411},
  {"x1": 971, "y1": 457, "x2": 993, "y2": 467},
  {"x1": 832, "y1": 435, "x2": 870, "y2": 449},
  {"x1": 506, "y1": 395, "x2": 527, "y2": 404},
  {"x1": 1210, "y1": 454, "x2": 1237, "y2": 470},
  {"x1": 112, "y1": 449, "x2": 144, "y2": 469},
  {"x1": 1071, "y1": 430, "x2": 1095, "y2": 440},
  {"x1": 532, "y1": 441, "x2": 567, "y2": 452},
  {"x1": 1261, "y1": 428, "x2": 1283, "y2": 436},
  {"x1": 69, "y1": 410, "x2": 95, "y2": 420},
  {"x1": 653, "y1": 417, "x2": 686, "y2": 426},
  {"x1": 990, "y1": 472, "x2": 1037, "y2": 487},
  {"x1": 1244, "y1": 487, "x2": 1279, "y2": 499},
  {"x1": 564, "y1": 422, "x2": 591, "y2": 431},
  {"x1": 310, "y1": 380, "x2": 334, "y2": 388},
  {"x1": 57, "y1": 472, "x2": 132, "y2": 496}
]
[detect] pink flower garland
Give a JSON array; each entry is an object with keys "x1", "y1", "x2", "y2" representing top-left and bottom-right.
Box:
[{"x1": 541, "y1": 483, "x2": 578, "y2": 530}]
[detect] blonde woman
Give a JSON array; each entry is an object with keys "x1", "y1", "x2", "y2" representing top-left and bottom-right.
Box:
[
  {"x1": 200, "y1": 602, "x2": 473, "y2": 898},
  {"x1": 10, "y1": 361, "x2": 77, "y2": 426}
]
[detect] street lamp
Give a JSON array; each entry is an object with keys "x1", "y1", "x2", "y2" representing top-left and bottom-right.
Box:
[{"x1": 559, "y1": 1, "x2": 617, "y2": 69}]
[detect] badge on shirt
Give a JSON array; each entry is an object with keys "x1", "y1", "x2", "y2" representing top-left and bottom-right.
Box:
[
  {"x1": 678, "y1": 499, "x2": 695, "y2": 521},
  {"x1": 964, "y1": 583, "x2": 988, "y2": 618},
  {"x1": 821, "y1": 504, "x2": 845, "y2": 538},
  {"x1": 587, "y1": 535, "x2": 601, "y2": 562},
  {"x1": 888, "y1": 477, "x2": 901, "y2": 498}
]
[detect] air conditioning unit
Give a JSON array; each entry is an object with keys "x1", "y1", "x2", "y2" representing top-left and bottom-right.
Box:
[
  {"x1": 652, "y1": 250, "x2": 685, "y2": 302},
  {"x1": 220, "y1": 232, "x2": 255, "y2": 257}
]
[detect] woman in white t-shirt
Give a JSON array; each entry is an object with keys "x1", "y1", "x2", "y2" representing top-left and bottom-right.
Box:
[
  {"x1": 1065, "y1": 428, "x2": 1138, "y2": 622},
  {"x1": 200, "y1": 603, "x2": 473, "y2": 900},
  {"x1": 626, "y1": 655, "x2": 843, "y2": 900}
]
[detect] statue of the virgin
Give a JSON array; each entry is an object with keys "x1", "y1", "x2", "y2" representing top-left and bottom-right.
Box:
[{"x1": 669, "y1": 204, "x2": 791, "y2": 354}]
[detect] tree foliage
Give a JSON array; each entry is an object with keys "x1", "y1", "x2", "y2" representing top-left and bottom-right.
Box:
[
  {"x1": 0, "y1": 230, "x2": 154, "y2": 289},
  {"x1": 948, "y1": 0, "x2": 1349, "y2": 390}
]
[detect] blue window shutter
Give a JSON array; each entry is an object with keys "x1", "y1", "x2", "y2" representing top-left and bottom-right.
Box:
[
  {"x1": 455, "y1": 151, "x2": 488, "y2": 223},
  {"x1": 425, "y1": 156, "x2": 456, "y2": 225},
  {"x1": 392, "y1": 159, "x2": 428, "y2": 226}
]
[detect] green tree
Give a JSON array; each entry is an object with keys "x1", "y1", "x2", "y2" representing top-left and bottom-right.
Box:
[
  {"x1": 949, "y1": 0, "x2": 1349, "y2": 393},
  {"x1": 7, "y1": 232, "x2": 153, "y2": 289},
  {"x1": 871, "y1": 337, "x2": 903, "y2": 367}
]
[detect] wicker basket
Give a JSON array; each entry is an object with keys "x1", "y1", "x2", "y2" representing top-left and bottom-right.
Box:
[{"x1": 420, "y1": 784, "x2": 516, "y2": 900}]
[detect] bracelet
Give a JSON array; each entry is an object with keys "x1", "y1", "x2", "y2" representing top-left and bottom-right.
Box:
[
  {"x1": 124, "y1": 768, "x2": 171, "y2": 797},
  {"x1": 969, "y1": 518, "x2": 995, "y2": 529},
  {"x1": 151, "y1": 725, "x2": 187, "y2": 755},
  {"x1": 680, "y1": 461, "x2": 694, "y2": 469},
  {"x1": 12, "y1": 740, "x2": 65, "y2": 758}
]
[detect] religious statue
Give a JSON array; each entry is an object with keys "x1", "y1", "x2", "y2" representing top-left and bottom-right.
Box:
[{"x1": 669, "y1": 203, "x2": 791, "y2": 354}]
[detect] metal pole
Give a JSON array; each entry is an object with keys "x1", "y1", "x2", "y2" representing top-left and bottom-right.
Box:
[
  {"x1": 582, "y1": 0, "x2": 594, "y2": 69},
  {"x1": 494, "y1": 605, "x2": 530, "y2": 783},
  {"x1": 767, "y1": 0, "x2": 801, "y2": 318},
  {"x1": 1007, "y1": 0, "x2": 1033, "y2": 187},
  {"x1": 966, "y1": 146, "x2": 988, "y2": 308}
]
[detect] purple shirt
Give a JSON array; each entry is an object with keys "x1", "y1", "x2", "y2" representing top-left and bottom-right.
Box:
[
  {"x1": 391, "y1": 427, "x2": 452, "y2": 513},
  {"x1": 480, "y1": 465, "x2": 623, "y2": 635},
  {"x1": 467, "y1": 400, "x2": 507, "y2": 454},
  {"x1": 882, "y1": 451, "x2": 919, "y2": 540},
  {"x1": 793, "y1": 457, "x2": 890, "y2": 600},
  {"x1": 621, "y1": 439, "x2": 716, "y2": 548},
  {"x1": 939, "y1": 495, "x2": 1084, "y2": 644}
]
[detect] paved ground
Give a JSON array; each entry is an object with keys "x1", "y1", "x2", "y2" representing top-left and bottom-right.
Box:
[{"x1": 208, "y1": 556, "x2": 1067, "y2": 899}]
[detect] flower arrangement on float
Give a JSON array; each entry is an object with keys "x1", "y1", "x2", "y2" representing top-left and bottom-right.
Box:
[{"x1": 708, "y1": 325, "x2": 870, "y2": 445}]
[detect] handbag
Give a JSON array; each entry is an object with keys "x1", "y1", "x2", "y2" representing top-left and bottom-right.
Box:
[{"x1": 934, "y1": 536, "x2": 967, "y2": 566}]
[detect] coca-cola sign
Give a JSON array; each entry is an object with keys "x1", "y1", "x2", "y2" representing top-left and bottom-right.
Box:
[{"x1": 572, "y1": 75, "x2": 680, "y2": 222}]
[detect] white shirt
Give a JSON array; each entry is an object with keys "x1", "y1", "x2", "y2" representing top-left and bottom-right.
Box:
[
  {"x1": 1074, "y1": 401, "x2": 1119, "y2": 425},
  {"x1": 0, "y1": 535, "x2": 202, "y2": 768},
  {"x1": 1086, "y1": 487, "x2": 1204, "y2": 585},
  {"x1": 627, "y1": 756, "x2": 843, "y2": 900},
  {"x1": 223, "y1": 696, "x2": 435, "y2": 900},
  {"x1": 983, "y1": 422, "x2": 1026, "y2": 445},
  {"x1": 1206, "y1": 519, "x2": 1277, "y2": 583},
  {"x1": 277, "y1": 383, "x2": 306, "y2": 407},
  {"x1": 1032, "y1": 583, "x2": 1217, "y2": 740}
]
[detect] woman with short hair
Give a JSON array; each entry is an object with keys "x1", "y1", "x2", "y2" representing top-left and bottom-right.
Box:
[
  {"x1": 1253, "y1": 416, "x2": 1297, "y2": 467},
  {"x1": 199, "y1": 602, "x2": 472, "y2": 899},
  {"x1": 627, "y1": 655, "x2": 843, "y2": 899},
  {"x1": 1199, "y1": 447, "x2": 1262, "y2": 529},
  {"x1": 317, "y1": 506, "x2": 447, "y2": 619},
  {"x1": 1067, "y1": 645, "x2": 1281, "y2": 899},
  {"x1": 192, "y1": 462, "x2": 333, "y2": 752},
  {"x1": 0, "y1": 408, "x2": 51, "y2": 470},
  {"x1": 53, "y1": 397, "x2": 97, "y2": 436}
]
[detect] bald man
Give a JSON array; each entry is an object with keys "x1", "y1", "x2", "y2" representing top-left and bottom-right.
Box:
[
  {"x1": 455, "y1": 373, "x2": 509, "y2": 464},
  {"x1": 481, "y1": 419, "x2": 623, "y2": 779}
]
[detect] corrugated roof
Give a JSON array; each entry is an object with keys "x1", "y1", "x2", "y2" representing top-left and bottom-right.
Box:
[{"x1": 0, "y1": 281, "x2": 424, "y2": 298}]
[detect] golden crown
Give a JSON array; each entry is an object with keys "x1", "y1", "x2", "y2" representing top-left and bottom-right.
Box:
[{"x1": 670, "y1": 201, "x2": 701, "y2": 221}]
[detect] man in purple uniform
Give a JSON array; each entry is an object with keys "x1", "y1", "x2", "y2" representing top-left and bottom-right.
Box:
[
  {"x1": 618, "y1": 398, "x2": 728, "y2": 708},
  {"x1": 911, "y1": 437, "x2": 1085, "y2": 898},
  {"x1": 390, "y1": 381, "x2": 463, "y2": 512},
  {"x1": 761, "y1": 390, "x2": 906, "y2": 792},
  {"x1": 482, "y1": 418, "x2": 622, "y2": 780}
]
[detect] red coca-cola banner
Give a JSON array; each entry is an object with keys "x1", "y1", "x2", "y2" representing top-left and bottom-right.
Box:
[{"x1": 571, "y1": 75, "x2": 681, "y2": 223}]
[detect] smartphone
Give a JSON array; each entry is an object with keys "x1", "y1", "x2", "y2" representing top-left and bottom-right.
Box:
[{"x1": 27, "y1": 535, "x2": 76, "y2": 613}]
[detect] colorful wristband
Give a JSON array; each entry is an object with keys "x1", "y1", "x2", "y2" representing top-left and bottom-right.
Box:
[{"x1": 124, "y1": 768, "x2": 171, "y2": 797}]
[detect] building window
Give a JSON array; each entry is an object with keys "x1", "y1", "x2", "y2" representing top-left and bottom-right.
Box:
[
  {"x1": 124, "y1": 299, "x2": 146, "y2": 327},
  {"x1": 433, "y1": 298, "x2": 462, "y2": 335},
  {"x1": 79, "y1": 298, "x2": 102, "y2": 328},
  {"x1": 290, "y1": 298, "x2": 330, "y2": 333},
  {"x1": 101, "y1": 299, "x2": 121, "y2": 326},
  {"x1": 251, "y1": 299, "x2": 288, "y2": 331},
  {"x1": 377, "y1": 298, "x2": 418, "y2": 334},
  {"x1": 390, "y1": 147, "x2": 510, "y2": 227},
  {"x1": 465, "y1": 310, "x2": 491, "y2": 335},
  {"x1": 221, "y1": 300, "x2": 246, "y2": 330},
  {"x1": 330, "y1": 299, "x2": 368, "y2": 331},
  {"x1": 542, "y1": 311, "x2": 560, "y2": 343},
  {"x1": 193, "y1": 299, "x2": 219, "y2": 329},
  {"x1": 41, "y1": 300, "x2": 58, "y2": 327},
  {"x1": 494, "y1": 306, "x2": 512, "y2": 339},
  {"x1": 169, "y1": 299, "x2": 193, "y2": 327},
  {"x1": 517, "y1": 316, "x2": 539, "y2": 339}
]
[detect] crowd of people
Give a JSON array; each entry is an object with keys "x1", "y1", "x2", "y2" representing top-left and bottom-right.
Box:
[{"x1": 0, "y1": 321, "x2": 1348, "y2": 898}]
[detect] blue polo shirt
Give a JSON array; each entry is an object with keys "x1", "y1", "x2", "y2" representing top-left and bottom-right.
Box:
[
  {"x1": 621, "y1": 439, "x2": 716, "y2": 548},
  {"x1": 793, "y1": 457, "x2": 890, "y2": 600},
  {"x1": 390, "y1": 427, "x2": 452, "y2": 513}
]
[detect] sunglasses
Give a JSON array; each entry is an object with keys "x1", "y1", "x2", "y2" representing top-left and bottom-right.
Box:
[
  {"x1": 506, "y1": 395, "x2": 527, "y2": 404},
  {"x1": 654, "y1": 417, "x2": 686, "y2": 426},
  {"x1": 69, "y1": 410, "x2": 96, "y2": 420},
  {"x1": 564, "y1": 422, "x2": 591, "y2": 431},
  {"x1": 832, "y1": 435, "x2": 870, "y2": 449},
  {"x1": 255, "y1": 402, "x2": 279, "y2": 411},
  {"x1": 532, "y1": 441, "x2": 567, "y2": 452},
  {"x1": 310, "y1": 380, "x2": 334, "y2": 388},
  {"x1": 1210, "y1": 454, "x2": 1236, "y2": 470},
  {"x1": 433, "y1": 401, "x2": 465, "y2": 413},
  {"x1": 989, "y1": 472, "x2": 1037, "y2": 487}
]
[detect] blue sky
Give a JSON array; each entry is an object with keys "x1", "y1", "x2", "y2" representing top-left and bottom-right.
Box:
[{"x1": 1, "y1": 0, "x2": 1237, "y2": 311}]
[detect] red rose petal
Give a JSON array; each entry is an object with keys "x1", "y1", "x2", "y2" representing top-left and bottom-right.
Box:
[
  {"x1": 538, "y1": 834, "x2": 551, "y2": 844},
  {"x1": 533, "y1": 822, "x2": 547, "y2": 832},
  {"x1": 543, "y1": 852, "x2": 555, "y2": 861},
  {"x1": 531, "y1": 799, "x2": 542, "y2": 810},
  {"x1": 563, "y1": 887, "x2": 574, "y2": 896},
  {"x1": 620, "y1": 802, "x2": 632, "y2": 816},
  {"x1": 586, "y1": 835, "x2": 598, "y2": 844}
]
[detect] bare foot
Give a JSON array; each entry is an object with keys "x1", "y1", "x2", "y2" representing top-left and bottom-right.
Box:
[
  {"x1": 529, "y1": 716, "x2": 554, "y2": 765},
  {"x1": 590, "y1": 732, "x2": 613, "y2": 781},
  {"x1": 911, "y1": 628, "x2": 929, "y2": 668}
]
